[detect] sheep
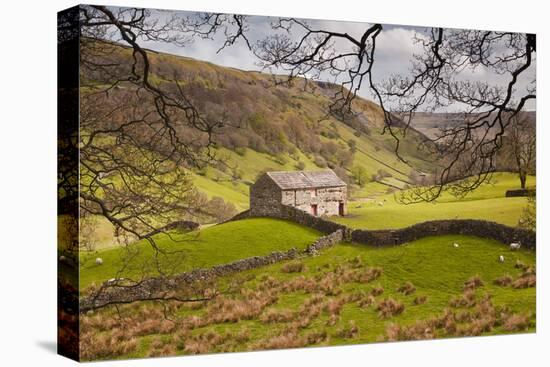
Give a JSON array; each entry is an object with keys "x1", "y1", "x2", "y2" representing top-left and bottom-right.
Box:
[
  {"x1": 59, "y1": 255, "x2": 67, "y2": 262},
  {"x1": 510, "y1": 242, "x2": 521, "y2": 251},
  {"x1": 499, "y1": 255, "x2": 505, "y2": 263},
  {"x1": 453, "y1": 243, "x2": 460, "y2": 248},
  {"x1": 95, "y1": 257, "x2": 104, "y2": 265},
  {"x1": 378, "y1": 202, "x2": 384, "y2": 207}
]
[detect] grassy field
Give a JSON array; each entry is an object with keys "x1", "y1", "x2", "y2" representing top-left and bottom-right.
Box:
[
  {"x1": 80, "y1": 234, "x2": 536, "y2": 360},
  {"x1": 80, "y1": 218, "x2": 322, "y2": 289},
  {"x1": 332, "y1": 173, "x2": 535, "y2": 229}
]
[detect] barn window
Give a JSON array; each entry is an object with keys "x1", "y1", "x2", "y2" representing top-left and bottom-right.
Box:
[{"x1": 310, "y1": 189, "x2": 317, "y2": 198}]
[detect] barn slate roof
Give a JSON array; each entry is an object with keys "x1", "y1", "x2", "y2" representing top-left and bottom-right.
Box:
[{"x1": 265, "y1": 170, "x2": 346, "y2": 190}]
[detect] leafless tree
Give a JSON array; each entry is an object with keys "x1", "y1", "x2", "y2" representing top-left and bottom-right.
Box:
[
  {"x1": 59, "y1": 6, "x2": 249, "y2": 309},
  {"x1": 254, "y1": 20, "x2": 536, "y2": 203},
  {"x1": 508, "y1": 114, "x2": 536, "y2": 189}
]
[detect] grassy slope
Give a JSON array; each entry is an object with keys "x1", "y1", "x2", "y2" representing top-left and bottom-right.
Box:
[
  {"x1": 109, "y1": 45, "x2": 435, "y2": 210},
  {"x1": 97, "y1": 234, "x2": 535, "y2": 359},
  {"x1": 332, "y1": 172, "x2": 535, "y2": 229},
  {"x1": 80, "y1": 218, "x2": 321, "y2": 289}
]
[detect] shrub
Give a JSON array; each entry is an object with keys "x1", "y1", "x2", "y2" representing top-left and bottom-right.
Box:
[
  {"x1": 313, "y1": 155, "x2": 327, "y2": 168},
  {"x1": 518, "y1": 193, "x2": 535, "y2": 231},
  {"x1": 377, "y1": 168, "x2": 392, "y2": 178},
  {"x1": 235, "y1": 147, "x2": 247, "y2": 156}
]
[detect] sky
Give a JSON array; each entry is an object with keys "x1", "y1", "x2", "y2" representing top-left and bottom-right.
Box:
[{"x1": 122, "y1": 7, "x2": 536, "y2": 111}]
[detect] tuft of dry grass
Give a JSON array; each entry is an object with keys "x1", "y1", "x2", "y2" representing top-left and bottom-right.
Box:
[
  {"x1": 376, "y1": 298, "x2": 405, "y2": 319},
  {"x1": 370, "y1": 286, "x2": 384, "y2": 297},
  {"x1": 413, "y1": 295, "x2": 428, "y2": 305},
  {"x1": 397, "y1": 281, "x2": 416, "y2": 295},
  {"x1": 362, "y1": 267, "x2": 383, "y2": 282},
  {"x1": 281, "y1": 261, "x2": 305, "y2": 273},
  {"x1": 493, "y1": 274, "x2": 513, "y2": 287},
  {"x1": 304, "y1": 330, "x2": 328, "y2": 345},
  {"x1": 463, "y1": 275, "x2": 484, "y2": 291},
  {"x1": 449, "y1": 289, "x2": 477, "y2": 308},
  {"x1": 80, "y1": 331, "x2": 138, "y2": 360},
  {"x1": 260, "y1": 308, "x2": 295, "y2": 323},
  {"x1": 358, "y1": 294, "x2": 376, "y2": 308},
  {"x1": 254, "y1": 329, "x2": 304, "y2": 350},
  {"x1": 514, "y1": 259, "x2": 528, "y2": 271},
  {"x1": 511, "y1": 274, "x2": 536, "y2": 289},
  {"x1": 335, "y1": 321, "x2": 359, "y2": 339},
  {"x1": 324, "y1": 298, "x2": 346, "y2": 316},
  {"x1": 503, "y1": 313, "x2": 531, "y2": 331},
  {"x1": 346, "y1": 255, "x2": 364, "y2": 269},
  {"x1": 326, "y1": 314, "x2": 339, "y2": 326},
  {"x1": 386, "y1": 322, "x2": 434, "y2": 341}
]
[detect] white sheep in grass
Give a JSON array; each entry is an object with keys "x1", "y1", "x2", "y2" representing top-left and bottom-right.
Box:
[
  {"x1": 510, "y1": 242, "x2": 522, "y2": 251},
  {"x1": 378, "y1": 202, "x2": 384, "y2": 207},
  {"x1": 453, "y1": 243, "x2": 460, "y2": 248},
  {"x1": 95, "y1": 257, "x2": 103, "y2": 265},
  {"x1": 499, "y1": 255, "x2": 505, "y2": 263}
]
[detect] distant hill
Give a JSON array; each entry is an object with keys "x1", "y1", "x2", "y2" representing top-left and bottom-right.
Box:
[
  {"x1": 81, "y1": 40, "x2": 439, "y2": 209},
  {"x1": 411, "y1": 111, "x2": 536, "y2": 139}
]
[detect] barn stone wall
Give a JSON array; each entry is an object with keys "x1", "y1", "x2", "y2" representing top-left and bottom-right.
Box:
[
  {"x1": 280, "y1": 186, "x2": 346, "y2": 216},
  {"x1": 250, "y1": 173, "x2": 347, "y2": 217},
  {"x1": 249, "y1": 174, "x2": 283, "y2": 217}
]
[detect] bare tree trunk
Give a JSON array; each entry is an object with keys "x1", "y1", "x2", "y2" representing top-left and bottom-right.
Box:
[{"x1": 520, "y1": 172, "x2": 527, "y2": 189}]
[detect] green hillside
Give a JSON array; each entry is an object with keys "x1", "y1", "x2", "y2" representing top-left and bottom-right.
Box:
[
  {"x1": 82, "y1": 40, "x2": 438, "y2": 212},
  {"x1": 81, "y1": 234, "x2": 535, "y2": 360},
  {"x1": 80, "y1": 218, "x2": 321, "y2": 289},
  {"x1": 332, "y1": 172, "x2": 535, "y2": 229}
]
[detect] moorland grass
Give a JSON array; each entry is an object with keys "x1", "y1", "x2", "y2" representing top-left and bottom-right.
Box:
[{"x1": 80, "y1": 234, "x2": 535, "y2": 359}]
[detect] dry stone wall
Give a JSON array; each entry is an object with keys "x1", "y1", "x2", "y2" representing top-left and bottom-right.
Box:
[
  {"x1": 229, "y1": 206, "x2": 536, "y2": 250},
  {"x1": 351, "y1": 219, "x2": 535, "y2": 249},
  {"x1": 80, "y1": 229, "x2": 344, "y2": 312}
]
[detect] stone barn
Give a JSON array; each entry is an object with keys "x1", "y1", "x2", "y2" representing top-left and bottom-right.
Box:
[{"x1": 250, "y1": 170, "x2": 347, "y2": 217}]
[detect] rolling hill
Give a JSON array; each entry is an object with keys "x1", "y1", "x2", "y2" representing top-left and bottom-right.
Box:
[{"x1": 82, "y1": 40, "x2": 439, "y2": 212}]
